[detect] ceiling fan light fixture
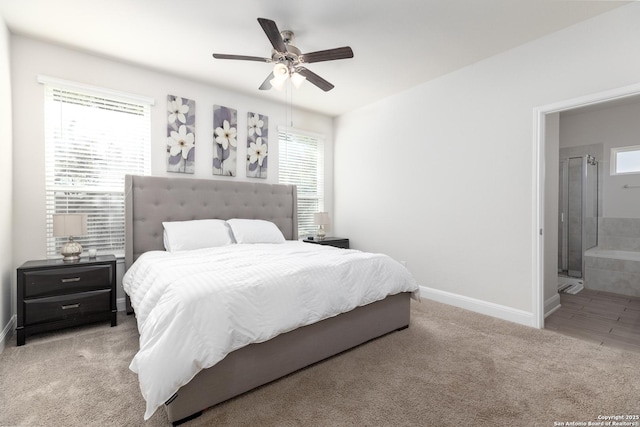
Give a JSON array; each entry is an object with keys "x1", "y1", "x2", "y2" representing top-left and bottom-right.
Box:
[
  {"x1": 272, "y1": 63, "x2": 289, "y2": 79},
  {"x1": 291, "y1": 72, "x2": 306, "y2": 89},
  {"x1": 270, "y1": 63, "x2": 291, "y2": 91},
  {"x1": 270, "y1": 76, "x2": 286, "y2": 91}
]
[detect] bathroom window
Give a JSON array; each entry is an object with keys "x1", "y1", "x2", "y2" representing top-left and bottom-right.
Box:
[{"x1": 610, "y1": 145, "x2": 640, "y2": 175}]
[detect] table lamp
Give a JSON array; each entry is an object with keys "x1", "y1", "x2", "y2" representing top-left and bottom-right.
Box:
[
  {"x1": 313, "y1": 212, "x2": 329, "y2": 241},
  {"x1": 52, "y1": 213, "x2": 87, "y2": 262}
]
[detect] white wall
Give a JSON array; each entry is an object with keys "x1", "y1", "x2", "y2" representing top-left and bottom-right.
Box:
[
  {"x1": 0, "y1": 13, "x2": 14, "y2": 351},
  {"x1": 560, "y1": 101, "x2": 640, "y2": 219},
  {"x1": 10, "y1": 36, "x2": 333, "y2": 304},
  {"x1": 333, "y1": 3, "x2": 640, "y2": 324}
]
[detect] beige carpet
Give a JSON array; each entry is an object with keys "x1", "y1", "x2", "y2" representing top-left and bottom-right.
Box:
[{"x1": 1, "y1": 300, "x2": 640, "y2": 427}]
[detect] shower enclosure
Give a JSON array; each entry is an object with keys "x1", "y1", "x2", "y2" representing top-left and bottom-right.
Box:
[{"x1": 558, "y1": 154, "x2": 598, "y2": 278}]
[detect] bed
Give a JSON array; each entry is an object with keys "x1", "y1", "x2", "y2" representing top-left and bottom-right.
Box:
[{"x1": 123, "y1": 174, "x2": 417, "y2": 425}]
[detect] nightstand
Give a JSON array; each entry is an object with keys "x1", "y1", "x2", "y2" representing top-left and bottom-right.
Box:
[
  {"x1": 16, "y1": 255, "x2": 117, "y2": 346},
  {"x1": 303, "y1": 237, "x2": 350, "y2": 249}
]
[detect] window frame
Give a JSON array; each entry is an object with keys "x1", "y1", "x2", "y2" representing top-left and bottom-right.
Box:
[
  {"x1": 610, "y1": 145, "x2": 640, "y2": 176},
  {"x1": 277, "y1": 126, "x2": 325, "y2": 239},
  {"x1": 40, "y1": 75, "x2": 153, "y2": 258}
]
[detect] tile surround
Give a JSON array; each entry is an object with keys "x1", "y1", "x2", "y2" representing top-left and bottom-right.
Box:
[
  {"x1": 598, "y1": 217, "x2": 640, "y2": 251},
  {"x1": 585, "y1": 217, "x2": 640, "y2": 297}
]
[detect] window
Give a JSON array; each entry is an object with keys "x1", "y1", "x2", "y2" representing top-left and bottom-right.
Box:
[
  {"x1": 611, "y1": 145, "x2": 640, "y2": 175},
  {"x1": 278, "y1": 127, "x2": 325, "y2": 238},
  {"x1": 41, "y1": 76, "x2": 152, "y2": 257}
]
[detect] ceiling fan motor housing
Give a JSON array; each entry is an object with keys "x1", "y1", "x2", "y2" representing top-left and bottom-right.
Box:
[
  {"x1": 272, "y1": 31, "x2": 302, "y2": 69},
  {"x1": 280, "y1": 30, "x2": 295, "y2": 45}
]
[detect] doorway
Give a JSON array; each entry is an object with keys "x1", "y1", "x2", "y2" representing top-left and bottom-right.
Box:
[{"x1": 534, "y1": 83, "x2": 640, "y2": 331}]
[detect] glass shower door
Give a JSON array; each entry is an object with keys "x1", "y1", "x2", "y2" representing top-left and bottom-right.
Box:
[
  {"x1": 558, "y1": 155, "x2": 598, "y2": 279},
  {"x1": 566, "y1": 157, "x2": 583, "y2": 277},
  {"x1": 584, "y1": 158, "x2": 598, "y2": 252}
]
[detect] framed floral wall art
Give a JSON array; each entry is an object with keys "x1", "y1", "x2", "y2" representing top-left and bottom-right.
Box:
[
  {"x1": 213, "y1": 105, "x2": 237, "y2": 176},
  {"x1": 166, "y1": 95, "x2": 195, "y2": 173},
  {"x1": 246, "y1": 112, "x2": 268, "y2": 179}
]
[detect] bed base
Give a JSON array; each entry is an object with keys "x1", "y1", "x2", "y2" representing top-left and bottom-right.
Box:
[{"x1": 165, "y1": 292, "x2": 411, "y2": 424}]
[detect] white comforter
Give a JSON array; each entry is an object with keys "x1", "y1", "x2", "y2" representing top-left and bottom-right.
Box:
[{"x1": 123, "y1": 241, "x2": 419, "y2": 419}]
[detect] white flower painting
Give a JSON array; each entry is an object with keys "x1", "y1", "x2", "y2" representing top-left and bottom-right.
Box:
[
  {"x1": 213, "y1": 105, "x2": 237, "y2": 176},
  {"x1": 246, "y1": 112, "x2": 268, "y2": 179},
  {"x1": 215, "y1": 120, "x2": 237, "y2": 150},
  {"x1": 166, "y1": 95, "x2": 195, "y2": 173},
  {"x1": 168, "y1": 125, "x2": 195, "y2": 159}
]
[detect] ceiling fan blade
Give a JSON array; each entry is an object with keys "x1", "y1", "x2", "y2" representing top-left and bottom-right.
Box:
[
  {"x1": 300, "y1": 47, "x2": 354, "y2": 64},
  {"x1": 258, "y1": 18, "x2": 287, "y2": 53},
  {"x1": 212, "y1": 53, "x2": 271, "y2": 62},
  {"x1": 296, "y1": 68, "x2": 335, "y2": 92},
  {"x1": 259, "y1": 72, "x2": 274, "y2": 90}
]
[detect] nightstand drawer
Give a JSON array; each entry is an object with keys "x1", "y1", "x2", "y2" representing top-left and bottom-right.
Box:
[
  {"x1": 23, "y1": 265, "x2": 112, "y2": 298},
  {"x1": 303, "y1": 237, "x2": 350, "y2": 249},
  {"x1": 325, "y1": 239, "x2": 349, "y2": 249},
  {"x1": 24, "y1": 289, "x2": 111, "y2": 325}
]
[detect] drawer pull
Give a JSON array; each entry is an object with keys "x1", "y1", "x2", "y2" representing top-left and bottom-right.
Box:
[
  {"x1": 61, "y1": 277, "x2": 81, "y2": 283},
  {"x1": 61, "y1": 303, "x2": 80, "y2": 310}
]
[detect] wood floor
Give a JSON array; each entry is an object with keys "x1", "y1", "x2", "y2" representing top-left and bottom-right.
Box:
[{"x1": 545, "y1": 288, "x2": 640, "y2": 352}]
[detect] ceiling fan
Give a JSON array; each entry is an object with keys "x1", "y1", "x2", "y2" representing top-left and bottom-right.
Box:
[{"x1": 212, "y1": 18, "x2": 354, "y2": 92}]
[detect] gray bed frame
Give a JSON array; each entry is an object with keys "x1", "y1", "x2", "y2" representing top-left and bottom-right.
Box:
[{"x1": 124, "y1": 174, "x2": 411, "y2": 425}]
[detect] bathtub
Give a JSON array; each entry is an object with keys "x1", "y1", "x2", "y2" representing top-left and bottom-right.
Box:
[{"x1": 584, "y1": 247, "x2": 640, "y2": 297}]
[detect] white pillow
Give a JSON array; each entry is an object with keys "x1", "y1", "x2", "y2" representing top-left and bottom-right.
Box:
[
  {"x1": 226, "y1": 219, "x2": 286, "y2": 244},
  {"x1": 162, "y1": 219, "x2": 235, "y2": 252}
]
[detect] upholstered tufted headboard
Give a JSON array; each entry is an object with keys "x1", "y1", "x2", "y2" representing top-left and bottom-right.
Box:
[{"x1": 124, "y1": 175, "x2": 298, "y2": 270}]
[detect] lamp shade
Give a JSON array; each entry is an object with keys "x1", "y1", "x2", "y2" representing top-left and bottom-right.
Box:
[
  {"x1": 269, "y1": 76, "x2": 286, "y2": 91},
  {"x1": 290, "y1": 72, "x2": 306, "y2": 89},
  {"x1": 272, "y1": 63, "x2": 289, "y2": 79},
  {"x1": 270, "y1": 64, "x2": 289, "y2": 91},
  {"x1": 313, "y1": 212, "x2": 330, "y2": 226},
  {"x1": 52, "y1": 213, "x2": 88, "y2": 237}
]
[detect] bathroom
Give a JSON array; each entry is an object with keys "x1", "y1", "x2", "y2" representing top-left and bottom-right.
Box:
[
  {"x1": 545, "y1": 96, "x2": 640, "y2": 348},
  {"x1": 541, "y1": 92, "x2": 640, "y2": 352}
]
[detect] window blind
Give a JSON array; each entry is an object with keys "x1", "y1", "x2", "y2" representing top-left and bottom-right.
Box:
[
  {"x1": 43, "y1": 81, "x2": 152, "y2": 257},
  {"x1": 278, "y1": 127, "x2": 325, "y2": 238}
]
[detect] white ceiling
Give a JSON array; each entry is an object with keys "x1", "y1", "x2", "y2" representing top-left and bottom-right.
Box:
[{"x1": 0, "y1": 0, "x2": 628, "y2": 117}]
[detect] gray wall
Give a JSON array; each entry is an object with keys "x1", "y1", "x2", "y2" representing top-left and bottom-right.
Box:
[{"x1": 560, "y1": 101, "x2": 640, "y2": 219}]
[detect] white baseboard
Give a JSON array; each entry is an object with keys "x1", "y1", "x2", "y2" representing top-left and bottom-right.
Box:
[
  {"x1": 0, "y1": 314, "x2": 16, "y2": 353},
  {"x1": 419, "y1": 286, "x2": 534, "y2": 327},
  {"x1": 116, "y1": 297, "x2": 126, "y2": 312},
  {"x1": 544, "y1": 292, "x2": 561, "y2": 318}
]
